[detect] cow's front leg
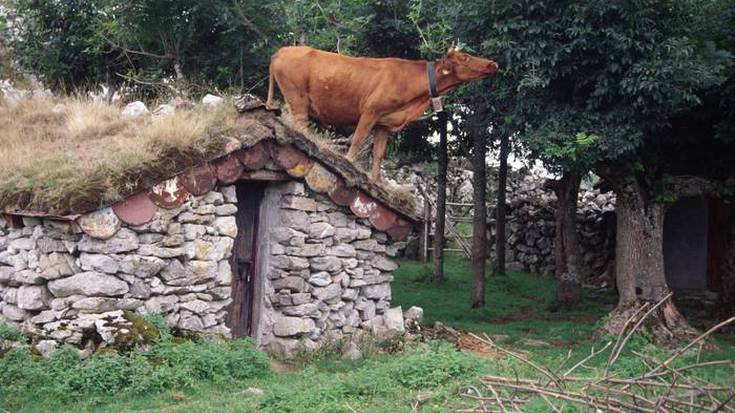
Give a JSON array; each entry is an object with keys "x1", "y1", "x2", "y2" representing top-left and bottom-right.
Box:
[
  {"x1": 370, "y1": 128, "x2": 390, "y2": 183},
  {"x1": 346, "y1": 111, "x2": 379, "y2": 162}
]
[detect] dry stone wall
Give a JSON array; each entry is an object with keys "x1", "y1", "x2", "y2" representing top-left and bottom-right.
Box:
[
  {"x1": 0, "y1": 187, "x2": 238, "y2": 348},
  {"x1": 0, "y1": 181, "x2": 404, "y2": 355},
  {"x1": 491, "y1": 174, "x2": 616, "y2": 279},
  {"x1": 388, "y1": 162, "x2": 616, "y2": 282},
  {"x1": 256, "y1": 181, "x2": 404, "y2": 357}
]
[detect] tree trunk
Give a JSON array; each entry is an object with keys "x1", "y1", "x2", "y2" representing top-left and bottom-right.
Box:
[
  {"x1": 597, "y1": 172, "x2": 698, "y2": 345},
  {"x1": 173, "y1": 59, "x2": 185, "y2": 83},
  {"x1": 547, "y1": 171, "x2": 582, "y2": 311},
  {"x1": 717, "y1": 219, "x2": 735, "y2": 323},
  {"x1": 495, "y1": 134, "x2": 510, "y2": 276},
  {"x1": 471, "y1": 132, "x2": 488, "y2": 308},
  {"x1": 432, "y1": 111, "x2": 448, "y2": 282}
]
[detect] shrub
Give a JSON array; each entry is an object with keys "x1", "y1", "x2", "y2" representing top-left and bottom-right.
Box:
[
  {"x1": 258, "y1": 343, "x2": 482, "y2": 413},
  {"x1": 388, "y1": 343, "x2": 480, "y2": 389},
  {"x1": 0, "y1": 321, "x2": 29, "y2": 344},
  {"x1": 0, "y1": 335, "x2": 271, "y2": 410}
]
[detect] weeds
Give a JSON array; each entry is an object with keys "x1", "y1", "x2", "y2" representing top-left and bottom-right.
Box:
[
  {"x1": 0, "y1": 321, "x2": 29, "y2": 344},
  {"x1": 0, "y1": 321, "x2": 270, "y2": 411}
]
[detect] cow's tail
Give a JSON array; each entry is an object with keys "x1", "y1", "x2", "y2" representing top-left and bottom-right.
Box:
[{"x1": 266, "y1": 60, "x2": 276, "y2": 110}]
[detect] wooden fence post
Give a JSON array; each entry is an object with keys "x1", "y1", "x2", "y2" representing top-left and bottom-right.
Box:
[{"x1": 419, "y1": 200, "x2": 431, "y2": 262}]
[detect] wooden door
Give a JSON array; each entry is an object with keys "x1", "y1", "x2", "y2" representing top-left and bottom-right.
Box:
[{"x1": 227, "y1": 182, "x2": 266, "y2": 338}]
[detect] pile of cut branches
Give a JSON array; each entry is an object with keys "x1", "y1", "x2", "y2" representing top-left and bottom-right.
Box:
[{"x1": 457, "y1": 298, "x2": 735, "y2": 413}]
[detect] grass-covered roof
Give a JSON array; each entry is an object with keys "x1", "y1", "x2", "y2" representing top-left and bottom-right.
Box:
[{"x1": 0, "y1": 97, "x2": 416, "y2": 220}]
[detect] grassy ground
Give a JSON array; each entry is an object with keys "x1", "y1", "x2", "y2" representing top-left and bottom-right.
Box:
[
  {"x1": 1, "y1": 255, "x2": 733, "y2": 412},
  {"x1": 393, "y1": 254, "x2": 616, "y2": 344}
]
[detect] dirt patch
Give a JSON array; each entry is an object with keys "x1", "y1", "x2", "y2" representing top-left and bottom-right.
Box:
[{"x1": 456, "y1": 330, "x2": 497, "y2": 357}]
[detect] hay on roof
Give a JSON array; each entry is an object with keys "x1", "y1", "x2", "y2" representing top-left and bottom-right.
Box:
[{"x1": 0, "y1": 97, "x2": 417, "y2": 220}]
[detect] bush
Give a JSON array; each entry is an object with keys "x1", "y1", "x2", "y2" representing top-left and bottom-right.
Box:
[
  {"x1": 0, "y1": 321, "x2": 29, "y2": 344},
  {"x1": 388, "y1": 343, "x2": 480, "y2": 389},
  {"x1": 258, "y1": 343, "x2": 481, "y2": 413},
  {"x1": 0, "y1": 334, "x2": 271, "y2": 410}
]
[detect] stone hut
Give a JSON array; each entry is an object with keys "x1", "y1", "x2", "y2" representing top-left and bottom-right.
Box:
[{"x1": 0, "y1": 102, "x2": 416, "y2": 356}]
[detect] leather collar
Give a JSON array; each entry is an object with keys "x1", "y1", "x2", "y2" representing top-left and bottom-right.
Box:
[{"x1": 427, "y1": 61, "x2": 439, "y2": 98}]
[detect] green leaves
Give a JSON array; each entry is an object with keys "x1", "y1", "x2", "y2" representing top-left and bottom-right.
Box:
[{"x1": 575, "y1": 132, "x2": 598, "y2": 146}]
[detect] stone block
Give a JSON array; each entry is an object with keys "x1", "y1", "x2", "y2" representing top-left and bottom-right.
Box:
[
  {"x1": 282, "y1": 303, "x2": 320, "y2": 317},
  {"x1": 13, "y1": 269, "x2": 45, "y2": 284},
  {"x1": 404, "y1": 306, "x2": 424, "y2": 324},
  {"x1": 10, "y1": 238, "x2": 34, "y2": 251},
  {"x1": 119, "y1": 255, "x2": 165, "y2": 277},
  {"x1": 362, "y1": 283, "x2": 391, "y2": 300},
  {"x1": 16, "y1": 285, "x2": 50, "y2": 310},
  {"x1": 273, "y1": 316, "x2": 315, "y2": 337},
  {"x1": 282, "y1": 196, "x2": 317, "y2": 211},
  {"x1": 281, "y1": 210, "x2": 310, "y2": 232},
  {"x1": 330, "y1": 244, "x2": 356, "y2": 258},
  {"x1": 78, "y1": 228, "x2": 139, "y2": 254},
  {"x1": 308, "y1": 222, "x2": 335, "y2": 239},
  {"x1": 272, "y1": 276, "x2": 311, "y2": 293},
  {"x1": 334, "y1": 228, "x2": 359, "y2": 243},
  {"x1": 290, "y1": 293, "x2": 312, "y2": 305},
  {"x1": 180, "y1": 300, "x2": 212, "y2": 314},
  {"x1": 215, "y1": 204, "x2": 238, "y2": 216},
  {"x1": 214, "y1": 216, "x2": 238, "y2": 238},
  {"x1": 178, "y1": 312, "x2": 204, "y2": 331},
  {"x1": 287, "y1": 243, "x2": 326, "y2": 257},
  {"x1": 72, "y1": 297, "x2": 119, "y2": 313},
  {"x1": 371, "y1": 256, "x2": 398, "y2": 272},
  {"x1": 137, "y1": 244, "x2": 186, "y2": 259},
  {"x1": 313, "y1": 283, "x2": 341, "y2": 302},
  {"x1": 272, "y1": 255, "x2": 310, "y2": 270},
  {"x1": 384, "y1": 307, "x2": 405, "y2": 334},
  {"x1": 272, "y1": 227, "x2": 307, "y2": 244},
  {"x1": 184, "y1": 238, "x2": 232, "y2": 261},
  {"x1": 1, "y1": 303, "x2": 29, "y2": 321},
  {"x1": 308, "y1": 271, "x2": 331, "y2": 287},
  {"x1": 182, "y1": 224, "x2": 207, "y2": 241},
  {"x1": 310, "y1": 256, "x2": 341, "y2": 273},
  {"x1": 79, "y1": 253, "x2": 120, "y2": 274},
  {"x1": 144, "y1": 295, "x2": 179, "y2": 313},
  {"x1": 48, "y1": 272, "x2": 129, "y2": 297},
  {"x1": 342, "y1": 288, "x2": 359, "y2": 301},
  {"x1": 353, "y1": 239, "x2": 378, "y2": 251}
]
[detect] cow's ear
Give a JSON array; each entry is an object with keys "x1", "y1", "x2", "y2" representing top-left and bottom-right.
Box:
[
  {"x1": 438, "y1": 61, "x2": 452, "y2": 75},
  {"x1": 446, "y1": 40, "x2": 456, "y2": 54}
]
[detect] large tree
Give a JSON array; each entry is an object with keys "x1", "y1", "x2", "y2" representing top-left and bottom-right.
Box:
[{"x1": 454, "y1": 0, "x2": 732, "y2": 341}]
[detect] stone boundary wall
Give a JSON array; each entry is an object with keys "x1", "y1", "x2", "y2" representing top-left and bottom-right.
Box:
[
  {"x1": 258, "y1": 181, "x2": 404, "y2": 356},
  {"x1": 388, "y1": 163, "x2": 616, "y2": 282},
  {"x1": 489, "y1": 175, "x2": 616, "y2": 280}
]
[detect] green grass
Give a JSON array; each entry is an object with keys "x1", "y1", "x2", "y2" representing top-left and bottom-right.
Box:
[
  {"x1": 1, "y1": 256, "x2": 733, "y2": 412},
  {"x1": 393, "y1": 253, "x2": 617, "y2": 344}
]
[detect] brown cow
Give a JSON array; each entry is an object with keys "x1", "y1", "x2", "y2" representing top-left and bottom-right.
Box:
[{"x1": 266, "y1": 46, "x2": 498, "y2": 182}]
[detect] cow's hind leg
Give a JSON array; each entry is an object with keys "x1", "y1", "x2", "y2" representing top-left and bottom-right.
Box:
[
  {"x1": 370, "y1": 128, "x2": 390, "y2": 183},
  {"x1": 346, "y1": 110, "x2": 379, "y2": 162},
  {"x1": 275, "y1": 75, "x2": 311, "y2": 131}
]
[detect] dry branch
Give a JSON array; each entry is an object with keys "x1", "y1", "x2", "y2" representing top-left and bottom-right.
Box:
[{"x1": 459, "y1": 327, "x2": 734, "y2": 413}]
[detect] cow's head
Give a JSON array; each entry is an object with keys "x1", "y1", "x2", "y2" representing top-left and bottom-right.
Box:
[{"x1": 438, "y1": 46, "x2": 498, "y2": 82}]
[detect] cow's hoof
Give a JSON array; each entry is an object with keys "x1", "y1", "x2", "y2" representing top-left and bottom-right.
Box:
[{"x1": 265, "y1": 105, "x2": 281, "y2": 114}]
